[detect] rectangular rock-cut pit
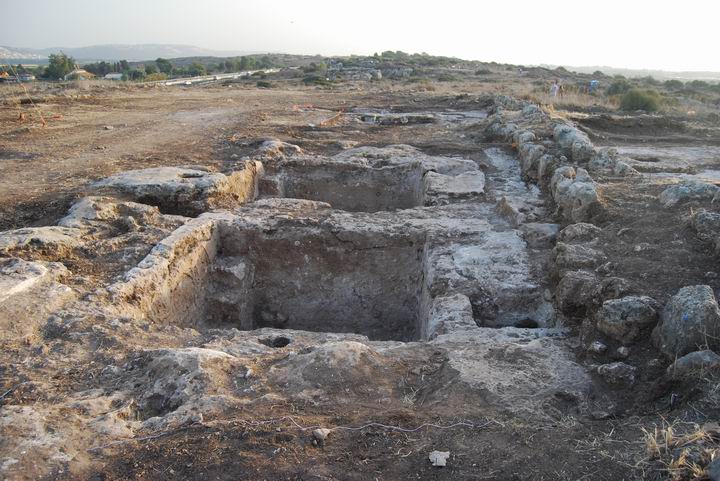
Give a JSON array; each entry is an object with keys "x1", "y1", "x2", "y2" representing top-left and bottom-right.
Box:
[
  {"x1": 205, "y1": 226, "x2": 427, "y2": 341},
  {"x1": 116, "y1": 216, "x2": 429, "y2": 341},
  {"x1": 260, "y1": 160, "x2": 424, "y2": 212}
]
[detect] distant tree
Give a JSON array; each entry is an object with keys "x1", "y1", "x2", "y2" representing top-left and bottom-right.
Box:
[
  {"x1": 302, "y1": 62, "x2": 326, "y2": 74},
  {"x1": 155, "y1": 58, "x2": 173, "y2": 74},
  {"x1": 83, "y1": 61, "x2": 114, "y2": 77},
  {"x1": 144, "y1": 64, "x2": 158, "y2": 75},
  {"x1": 128, "y1": 68, "x2": 146, "y2": 81},
  {"x1": 119, "y1": 60, "x2": 130, "y2": 71},
  {"x1": 225, "y1": 59, "x2": 239, "y2": 72},
  {"x1": 46, "y1": 52, "x2": 75, "y2": 79},
  {"x1": 187, "y1": 62, "x2": 206, "y2": 76},
  {"x1": 239, "y1": 56, "x2": 256, "y2": 71},
  {"x1": 257, "y1": 55, "x2": 274, "y2": 69}
]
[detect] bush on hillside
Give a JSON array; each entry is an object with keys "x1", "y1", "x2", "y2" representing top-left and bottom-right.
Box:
[
  {"x1": 607, "y1": 79, "x2": 631, "y2": 95},
  {"x1": 302, "y1": 74, "x2": 330, "y2": 86},
  {"x1": 663, "y1": 79, "x2": 684, "y2": 90},
  {"x1": 620, "y1": 89, "x2": 662, "y2": 112}
]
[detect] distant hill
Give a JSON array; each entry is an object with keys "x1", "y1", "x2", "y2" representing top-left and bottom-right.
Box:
[
  {"x1": 0, "y1": 44, "x2": 258, "y2": 62},
  {"x1": 542, "y1": 64, "x2": 720, "y2": 82}
]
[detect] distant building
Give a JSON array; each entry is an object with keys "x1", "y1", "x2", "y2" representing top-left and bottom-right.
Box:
[
  {"x1": 104, "y1": 73, "x2": 123, "y2": 81},
  {"x1": 63, "y1": 69, "x2": 95, "y2": 81}
]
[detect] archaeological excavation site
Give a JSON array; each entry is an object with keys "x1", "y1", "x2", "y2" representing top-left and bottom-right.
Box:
[{"x1": 2, "y1": 65, "x2": 720, "y2": 481}]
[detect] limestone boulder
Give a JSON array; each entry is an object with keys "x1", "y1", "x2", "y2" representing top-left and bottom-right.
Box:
[
  {"x1": 691, "y1": 209, "x2": 720, "y2": 248},
  {"x1": 667, "y1": 350, "x2": 720, "y2": 377},
  {"x1": 652, "y1": 285, "x2": 720, "y2": 357},
  {"x1": 93, "y1": 161, "x2": 262, "y2": 216},
  {"x1": 553, "y1": 123, "x2": 595, "y2": 163},
  {"x1": 551, "y1": 167, "x2": 603, "y2": 223},
  {"x1": 557, "y1": 223, "x2": 602, "y2": 244},
  {"x1": 596, "y1": 296, "x2": 659, "y2": 344},
  {"x1": 658, "y1": 181, "x2": 719, "y2": 208},
  {"x1": 553, "y1": 242, "x2": 607, "y2": 274},
  {"x1": 555, "y1": 270, "x2": 601, "y2": 317}
]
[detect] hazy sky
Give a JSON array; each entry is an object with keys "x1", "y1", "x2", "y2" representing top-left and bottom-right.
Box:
[{"x1": 3, "y1": 0, "x2": 719, "y2": 71}]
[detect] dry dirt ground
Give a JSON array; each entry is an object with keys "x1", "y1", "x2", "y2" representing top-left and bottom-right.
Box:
[{"x1": 1, "y1": 78, "x2": 720, "y2": 481}]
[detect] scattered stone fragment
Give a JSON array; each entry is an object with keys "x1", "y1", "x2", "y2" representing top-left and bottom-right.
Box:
[
  {"x1": 596, "y1": 296, "x2": 659, "y2": 344},
  {"x1": 597, "y1": 362, "x2": 637, "y2": 387},
  {"x1": 615, "y1": 347, "x2": 630, "y2": 359},
  {"x1": 646, "y1": 358, "x2": 666, "y2": 370},
  {"x1": 495, "y1": 196, "x2": 524, "y2": 227},
  {"x1": 652, "y1": 285, "x2": 720, "y2": 357},
  {"x1": 429, "y1": 450, "x2": 450, "y2": 467},
  {"x1": 519, "y1": 223, "x2": 560, "y2": 248},
  {"x1": 588, "y1": 341, "x2": 608, "y2": 354},
  {"x1": 312, "y1": 428, "x2": 333, "y2": 444}
]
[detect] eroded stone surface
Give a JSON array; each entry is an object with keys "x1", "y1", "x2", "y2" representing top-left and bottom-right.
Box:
[
  {"x1": 93, "y1": 162, "x2": 262, "y2": 216},
  {"x1": 0, "y1": 258, "x2": 75, "y2": 339}
]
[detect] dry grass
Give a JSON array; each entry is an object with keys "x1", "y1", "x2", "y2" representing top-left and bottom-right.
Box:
[{"x1": 642, "y1": 421, "x2": 720, "y2": 480}]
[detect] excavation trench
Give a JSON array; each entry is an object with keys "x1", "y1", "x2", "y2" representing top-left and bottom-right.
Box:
[
  {"x1": 259, "y1": 161, "x2": 425, "y2": 212},
  {"x1": 118, "y1": 149, "x2": 556, "y2": 342},
  {"x1": 133, "y1": 219, "x2": 429, "y2": 342}
]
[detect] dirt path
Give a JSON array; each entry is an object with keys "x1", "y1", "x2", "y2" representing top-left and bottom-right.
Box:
[{"x1": 0, "y1": 86, "x2": 346, "y2": 229}]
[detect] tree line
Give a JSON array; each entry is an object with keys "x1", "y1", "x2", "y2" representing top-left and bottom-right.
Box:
[{"x1": 2, "y1": 53, "x2": 276, "y2": 81}]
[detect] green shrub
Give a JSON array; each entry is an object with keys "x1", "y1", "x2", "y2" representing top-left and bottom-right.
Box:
[
  {"x1": 663, "y1": 79, "x2": 684, "y2": 90},
  {"x1": 620, "y1": 89, "x2": 662, "y2": 112},
  {"x1": 607, "y1": 79, "x2": 631, "y2": 95},
  {"x1": 145, "y1": 73, "x2": 168, "y2": 82},
  {"x1": 256, "y1": 80, "x2": 272, "y2": 88},
  {"x1": 437, "y1": 74, "x2": 458, "y2": 82},
  {"x1": 475, "y1": 69, "x2": 492, "y2": 75},
  {"x1": 641, "y1": 76, "x2": 659, "y2": 85},
  {"x1": 302, "y1": 74, "x2": 330, "y2": 86},
  {"x1": 690, "y1": 80, "x2": 710, "y2": 89}
]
